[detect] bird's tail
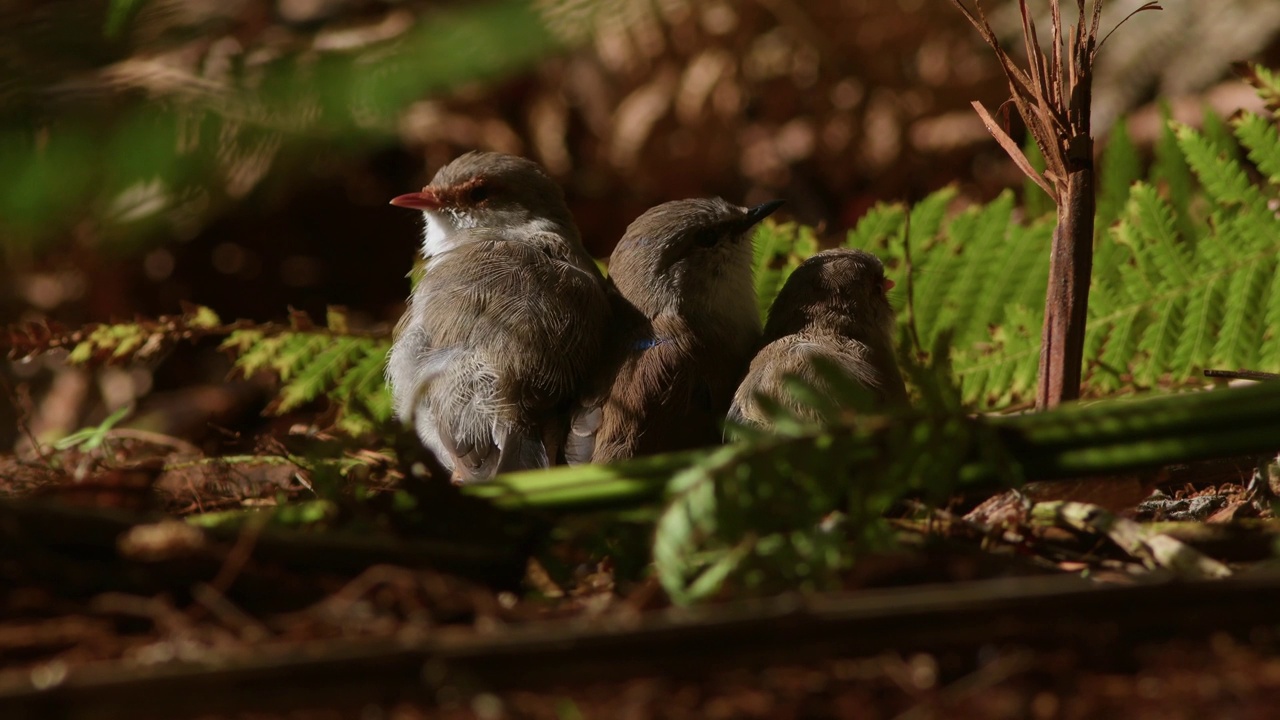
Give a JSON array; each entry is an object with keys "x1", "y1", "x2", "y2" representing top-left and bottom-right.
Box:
[{"x1": 495, "y1": 426, "x2": 550, "y2": 475}]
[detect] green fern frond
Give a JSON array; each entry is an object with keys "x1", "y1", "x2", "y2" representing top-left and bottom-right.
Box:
[
  {"x1": 1176, "y1": 123, "x2": 1262, "y2": 207},
  {"x1": 220, "y1": 315, "x2": 392, "y2": 432},
  {"x1": 1170, "y1": 274, "x2": 1226, "y2": 378},
  {"x1": 1235, "y1": 112, "x2": 1280, "y2": 185},
  {"x1": 1097, "y1": 118, "x2": 1141, "y2": 231},
  {"x1": 1201, "y1": 107, "x2": 1242, "y2": 161},
  {"x1": 751, "y1": 221, "x2": 818, "y2": 323},
  {"x1": 1132, "y1": 295, "x2": 1184, "y2": 387},
  {"x1": 906, "y1": 187, "x2": 956, "y2": 247},
  {"x1": 1153, "y1": 105, "x2": 1195, "y2": 232},
  {"x1": 1241, "y1": 62, "x2": 1280, "y2": 113},
  {"x1": 1212, "y1": 259, "x2": 1270, "y2": 370},
  {"x1": 845, "y1": 201, "x2": 905, "y2": 253}
]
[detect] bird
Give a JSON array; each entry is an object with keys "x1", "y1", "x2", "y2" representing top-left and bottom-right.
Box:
[
  {"x1": 385, "y1": 151, "x2": 611, "y2": 483},
  {"x1": 566, "y1": 197, "x2": 784, "y2": 463},
  {"x1": 728, "y1": 248, "x2": 908, "y2": 430}
]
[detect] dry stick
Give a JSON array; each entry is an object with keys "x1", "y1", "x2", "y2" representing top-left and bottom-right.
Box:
[
  {"x1": 949, "y1": 0, "x2": 1160, "y2": 410},
  {"x1": 0, "y1": 369, "x2": 52, "y2": 463},
  {"x1": 1204, "y1": 369, "x2": 1280, "y2": 382}
]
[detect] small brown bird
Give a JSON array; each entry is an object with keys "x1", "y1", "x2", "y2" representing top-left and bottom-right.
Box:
[
  {"x1": 386, "y1": 151, "x2": 610, "y2": 482},
  {"x1": 728, "y1": 248, "x2": 907, "y2": 429},
  {"x1": 567, "y1": 197, "x2": 783, "y2": 463}
]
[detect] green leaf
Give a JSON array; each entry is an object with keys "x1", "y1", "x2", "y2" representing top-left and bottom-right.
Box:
[
  {"x1": 1234, "y1": 112, "x2": 1280, "y2": 186},
  {"x1": 1097, "y1": 118, "x2": 1141, "y2": 231},
  {"x1": 54, "y1": 405, "x2": 132, "y2": 451},
  {"x1": 1177, "y1": 123, "x2": 1261, "y2": 207}
]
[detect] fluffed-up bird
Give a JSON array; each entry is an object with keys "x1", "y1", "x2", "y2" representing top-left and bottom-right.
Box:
[
  {"x1": 728, "y1": 248, "x2": 908, "y2": 429},
  {"x1": 386, "y1": 151, "x2": 610, "y2": 482},
  {"x1": 567, "y1": 197, "x2": 784, "y2": 463}
]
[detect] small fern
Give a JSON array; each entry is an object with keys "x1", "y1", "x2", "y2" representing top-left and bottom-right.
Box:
[
  {"x1": 750, "y1": 220, "x2": 819, "y2": 324},
  {"x1": 2, "y1": 304, "x2": 393, "y2": 437},
  {"x1": 219, "y1": 308, "x2": 393, "y2": 435}
]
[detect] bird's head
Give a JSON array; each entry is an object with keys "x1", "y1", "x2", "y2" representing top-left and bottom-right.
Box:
[{"x1": 390, "y1": 151, "x2": 578, "y2": 257}]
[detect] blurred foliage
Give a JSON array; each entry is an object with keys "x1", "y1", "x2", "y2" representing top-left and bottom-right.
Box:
[{"x1": 1, "y1": 0, "x2": 562, "y2": 254}]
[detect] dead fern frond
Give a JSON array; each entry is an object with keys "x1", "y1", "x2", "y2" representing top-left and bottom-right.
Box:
[{"x1": 4, "y1": 303, "x2": 227, "y2": 365}]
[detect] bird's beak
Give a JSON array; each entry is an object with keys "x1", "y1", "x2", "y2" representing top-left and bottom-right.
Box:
[
  {"x1": 743, "y1": 199, "x2": 786, "y2": 227},
  {"x1": 389, "y1": 187, "x2": 443, "y2": 210}
]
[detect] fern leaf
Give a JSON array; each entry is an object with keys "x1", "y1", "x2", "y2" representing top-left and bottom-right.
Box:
[
  {"x1": 846, "y1": 201, "x2": 905, "y2": 253},
  {"x1": 1235, "y1": 112, "x2": 1280, "y2": 186},
  {"x1": 1262, "y1": 269, "x2": 1280, "y2": 369},
  {"x1": 275, "y1": 337, "x2": 360, "y2": 413},
  {"x1": 1201, "y1": 108, "x2": 1242, "y2": 161},
  {"x1": 1176, "y1": 123, "x2": 1261, "y2": 207},
  {"x1": 751, "y1": 221, "x2": 790, "y2": 322},
  {"x1": 928, "y1": 192, "x2": 1015, "y2": 347},
  {"x1": 1097, "y1": 118, "x2": 1141, "y2": 231},
  {"x1": 1241, "y1": 62, "x2": 1280, "y2": 113},
  {"x1": 953, "y1": 306, "x2": 1040, "y2": 408},
  {"x1": 1172, "y1": 273, "x2": 1226, "y2": 379},
  {"x1": 271, "y1": 334, "x2": 326, "y2": 381},
  {"x1": 966, "y1": 213, "x2": 1048, "y2": 343},
  {"x1": 908, "y1": 187, "x2": 956, "y2": 243},
  {"x1": 751, "y1": 221, "x2": 816, "y2": 322},
  {"x1": 1212, "y1": 257, "x2": 1271, "y2": 370},
  {"x1": 1153, "y1": 105, "x2": 1195, "y2": 235},
  {"x1": 1094, "y1": 309, "x2": 1143, "y2": 394},
  {"x1": 1005, "y1": 219, "x2": 1053, "y2": 311},
  {"x1": 1133, "y1": 295, "x2": 1185, "y2": 387},
  {"x1": 1127, "y1": 184, "x2": 1193, "y2": 287},
  {"x1": 351, "y1": 345, "x2": 394, "y2": 422}
]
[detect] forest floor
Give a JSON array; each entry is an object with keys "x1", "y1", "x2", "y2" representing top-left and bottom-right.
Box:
[{"x1": 2, "y1": 436, "x2": 1279, "y2": 719}]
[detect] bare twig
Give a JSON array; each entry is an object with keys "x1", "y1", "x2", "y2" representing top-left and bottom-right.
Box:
[{"x1": 1204, "y1": 369, "x2": 1280, "y2": 382}]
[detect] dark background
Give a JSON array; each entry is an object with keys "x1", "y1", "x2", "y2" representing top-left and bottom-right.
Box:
[{"x1": 3, "y1": 0, "x2": 1279, "y2": 448}]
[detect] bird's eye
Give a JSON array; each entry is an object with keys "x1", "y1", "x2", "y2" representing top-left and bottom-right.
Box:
[
  {"x1": 467, "y1": 183, "x2": 490, "y2": 204},
  {"x1": 694, "y1": 228, "x2": 720, "y2": 248}
]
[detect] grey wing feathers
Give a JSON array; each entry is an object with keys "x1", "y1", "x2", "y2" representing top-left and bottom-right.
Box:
[
  {"x1": 388, "y1": 229, "x2": 609, "y2": 480},
  {"x1": 730, "y1": 335, "x2": 905, "y2": 430}
]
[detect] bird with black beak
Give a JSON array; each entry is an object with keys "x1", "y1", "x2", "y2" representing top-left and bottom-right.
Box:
[
  {"x1": 386, "y1": 151, "x2": 610, "y2": 483},
  {"x1": 567, "y1": 197, "x2": 785, "y2": 463}
]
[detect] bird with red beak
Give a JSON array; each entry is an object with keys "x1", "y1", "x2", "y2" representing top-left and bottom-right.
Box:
[
  {"x1": 728, "y1": 248, "x2": 907, "y2": 430},
  {"x1": 386, "y1": 151, "x2": 610, "y2": 482}
]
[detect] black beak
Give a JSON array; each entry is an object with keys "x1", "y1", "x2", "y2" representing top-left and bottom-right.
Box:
[{"x1": 743, "y1": 199, "x2": 785, "y2": 227}]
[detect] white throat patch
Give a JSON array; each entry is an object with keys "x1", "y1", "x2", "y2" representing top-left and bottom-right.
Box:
[{"x1": 420, "y1": 210, "x2": 476, "y2": 258}]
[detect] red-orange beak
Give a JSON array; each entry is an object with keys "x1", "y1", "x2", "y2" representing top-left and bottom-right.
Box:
[
  {"x1": 389, "y1": 187, "x2": 442, "y2": 210},
  {"x1": 883, "y1": 278, "x2": 895, "y2": 292}
]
